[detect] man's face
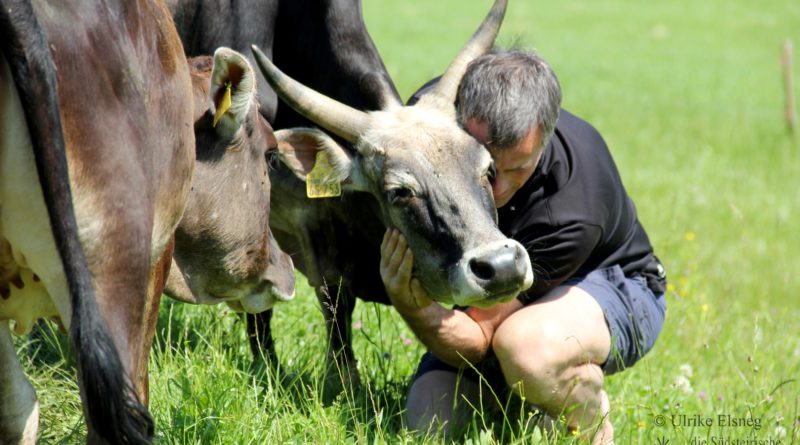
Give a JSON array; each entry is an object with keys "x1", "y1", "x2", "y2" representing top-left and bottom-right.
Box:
[{"x1": 465, "y1": 119, "x2": 543, "y2": 208}]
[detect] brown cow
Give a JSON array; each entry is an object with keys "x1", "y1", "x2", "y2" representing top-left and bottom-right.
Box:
[
  {"x1": 166, "y1": 48, "x2": 295, "y2": 314},
  {"x1": 1, "y1": 0, "x2": 193, "y2": 443}
]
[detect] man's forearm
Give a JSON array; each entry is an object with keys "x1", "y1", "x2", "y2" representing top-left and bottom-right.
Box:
[{"x1": 400, "y1": 303, "x2": 491, "y2": 367}]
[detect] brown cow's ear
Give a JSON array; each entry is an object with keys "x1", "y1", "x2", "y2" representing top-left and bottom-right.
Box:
[
  {"x1": 274, "y1": 128, "x2": 353, "y2": 185},
  {"x1": 210, "y1": 47, "x2": 256, "y2": 135}
]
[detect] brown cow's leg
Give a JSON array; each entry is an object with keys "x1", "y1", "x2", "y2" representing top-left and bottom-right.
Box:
[
  {"x1": 82, "y1": 239, "x2": 169, "y2": 443},
  {"x1": 317, "y1": 284, "x2": 360, "y2": 402},
  {"x1": 134, "y1": 238, "x2": 174, "y2": 405},
  {"x1": 0, "y1": 322, "x2": 39, "y2": 444}
]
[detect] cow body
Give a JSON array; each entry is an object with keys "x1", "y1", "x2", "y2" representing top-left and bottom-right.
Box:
[
  {"x1": 166, "y1": 0, "x2": 398, "y2": 122},
  {"x1": 265, "y1": 0, "x2": 401, "y2": 373},
  {"x1": 166, "y1": 0, "x2": 280, "y2": 121},
  {"x1": 1, "y1": 0, "x2": 193, "y2": 443}
]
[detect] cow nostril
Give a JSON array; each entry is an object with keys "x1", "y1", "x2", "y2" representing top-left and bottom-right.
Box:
[{"x1": 469, "y1": 258, "x2": 495, "y2": 281}]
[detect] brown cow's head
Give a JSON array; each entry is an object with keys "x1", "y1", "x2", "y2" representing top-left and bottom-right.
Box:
[
  {"x1": 165, "y1": 48, "x2": 295, "y2": 313},
  {"x1": 253, "y1": 0, "x2": 533, "y2": 307}
]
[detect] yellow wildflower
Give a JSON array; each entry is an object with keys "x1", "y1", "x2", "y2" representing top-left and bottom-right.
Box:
[{"x1": 685, "y1": 231, "x2": 696, "y2": 241}]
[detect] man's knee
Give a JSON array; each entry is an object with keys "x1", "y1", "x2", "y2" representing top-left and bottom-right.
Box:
[
  {"x1": 406, "y1": 370, "x2": 456, "y2": 432},
  {"x1": 405, "y1": 370, "x2": 480, "y2": 434},
  {"x1": 491, "y1": 287, "x2": 611, "y2": 400},
  {"x1": 492, "y1": 317, "x2": 565, "y2": 398}
]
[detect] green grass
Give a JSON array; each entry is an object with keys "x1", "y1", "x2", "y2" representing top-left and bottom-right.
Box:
[{"x1": 14, "y1": 0, "x2": 800, "y2": 443}]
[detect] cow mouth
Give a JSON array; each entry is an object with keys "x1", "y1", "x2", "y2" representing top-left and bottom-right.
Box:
[
  {"x1": 472, "y1": 287, "x2": 522, "y2": 308},
  {"x1": 267, "y1": 282, "x2": 295, "y2": 302},
  {"x1": 220, "y1": 280, "x2": 295, "y2": 313},
  {"x1": 449, "y1": 239, "x2": 534, "y2": 306},
  {"x1": 225, "y1": 292, "x2": 273, "y2": 313}
]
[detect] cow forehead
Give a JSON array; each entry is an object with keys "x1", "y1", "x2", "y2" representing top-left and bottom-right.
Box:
[{"x1": 360, "y1": 106, "x2": 488, "y2": 167}]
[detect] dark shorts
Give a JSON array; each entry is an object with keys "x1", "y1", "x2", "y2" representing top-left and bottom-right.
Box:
[{"x1": 414, "y1": 265, "x2": 667, "y2": 387}]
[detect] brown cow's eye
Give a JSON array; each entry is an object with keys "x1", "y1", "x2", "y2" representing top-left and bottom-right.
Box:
[{"x1": 386, "y1": 187, "x2": 415, "y2": 204}]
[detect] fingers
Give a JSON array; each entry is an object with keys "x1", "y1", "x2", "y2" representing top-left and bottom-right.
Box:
[
  {"x1": 410, "y1": 278, "x2": 433, "y2": 309},
  {"x1": 397, "y1": 245, "x2": 413, "y2": 283},
  {"x1": 380, "y1": 229, "x2": 409, "y2": 275},
  {"x1": 388, "y1": 232, "x2": 408, "y2": 272},
  {"x1": 380, "y1": 229, "x2": 420, "y2": 310},
  {"x1": 380, "y1": 229, "x2": 399, "y2": 271}
]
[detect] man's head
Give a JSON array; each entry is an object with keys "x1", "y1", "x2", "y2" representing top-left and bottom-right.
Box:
[{"x1": 457, "y1": 50, "x2": 561, "y2": 207}]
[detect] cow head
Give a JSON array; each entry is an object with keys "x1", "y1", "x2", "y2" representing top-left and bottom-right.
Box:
[
  {"x1": 253, "y1": 0, "x2": 533, "y2": 307},
  {"x1": 165, "y1": 48, "x2": 295, "y2": 313}
]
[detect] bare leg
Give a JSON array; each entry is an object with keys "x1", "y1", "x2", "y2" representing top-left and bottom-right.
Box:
[
  {"x1": 493, "y1": 286, "x2": 614, "y2": 443},
  {"x1": 0, "y1": 322, "x2": 38, "y2": 444},
  {"x1": 405, "y1": 369, "x2": 490, "y2": 437}
]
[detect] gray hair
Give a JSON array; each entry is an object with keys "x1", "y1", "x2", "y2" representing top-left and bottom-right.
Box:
[{"x1": 456, "y1": 49, "x2": 561, "y2": 150}]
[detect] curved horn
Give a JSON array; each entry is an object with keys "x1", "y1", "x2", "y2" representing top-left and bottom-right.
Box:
[
  {"x1": 251, "y1": 45, "x2": 369, "y2": 143},
  {"x1": 427, "y1": 0, "x2": 508, "y2": 105}
]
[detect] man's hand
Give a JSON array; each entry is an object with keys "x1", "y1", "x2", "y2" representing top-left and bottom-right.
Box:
[
  {"x1": 380, "y1": 229, "x2": 433, "y2": 314},
  {"x1": 379, "y1": 229, "x2": 522, "y2": 366}
]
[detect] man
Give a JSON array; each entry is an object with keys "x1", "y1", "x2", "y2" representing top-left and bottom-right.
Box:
[{"x1": 380, "y1": 49, "x2": 667, "y2": 443}]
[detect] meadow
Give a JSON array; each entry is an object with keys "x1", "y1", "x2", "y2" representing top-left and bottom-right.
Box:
[{"x1": 15, "y1": 0, "x2": 800, "y2": 443}]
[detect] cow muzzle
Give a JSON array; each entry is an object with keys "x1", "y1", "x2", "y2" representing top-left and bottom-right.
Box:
[
  {"x1": 453, "y1": 240, "x2": 533, "y2": 306},
  {"x1": 236, "y1": 281, "x2": 295, "y2": 313}
]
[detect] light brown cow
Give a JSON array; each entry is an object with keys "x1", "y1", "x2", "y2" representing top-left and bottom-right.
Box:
[{"x1": 166, "y1": 48, "x2": 295, "y2": 314}]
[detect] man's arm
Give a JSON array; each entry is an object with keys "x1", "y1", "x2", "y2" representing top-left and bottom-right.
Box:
[{"x1": 380, "y1": 229, "x2": 522, "y2": 367}]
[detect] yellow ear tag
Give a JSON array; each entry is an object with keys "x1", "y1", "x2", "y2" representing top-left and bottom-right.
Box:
[
  {"x1": 212, "y1": 81, "x2": 232, "y2": 127},
  {"x1": 306, "y1": 150, "x2": 342, "y2": 198}
]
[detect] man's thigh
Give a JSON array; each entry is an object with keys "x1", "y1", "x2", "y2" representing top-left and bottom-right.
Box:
[
  {"x1": 493, "y1": 284, "x2": 612, "y2": 381},
  {"x1": 494, "y1": 266, "x2": 667, "y2": 379}
]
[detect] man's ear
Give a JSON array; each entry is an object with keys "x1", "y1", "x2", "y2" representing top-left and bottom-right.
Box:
[
  {"x1": 274, "y1": 128, "x2": 365, "y2": 190},
  {"x1": 210, "y1": 47, "x2": 256, "y2": 135}
]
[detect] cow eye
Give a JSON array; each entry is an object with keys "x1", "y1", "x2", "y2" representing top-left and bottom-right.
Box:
[
  {"x1": 484, "y1": 162, "x2": 497, "y2": 184},
  {"x1": 386, "y1": 187, "x2": 415, "y2": 204}
]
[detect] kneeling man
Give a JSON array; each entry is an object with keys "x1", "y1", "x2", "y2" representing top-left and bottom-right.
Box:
[{"x1": 380, "y1": 49, "x2": 667, "y2": 444}]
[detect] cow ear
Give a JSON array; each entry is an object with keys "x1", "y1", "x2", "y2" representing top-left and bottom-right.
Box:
[
  {"x1": 274, "y1": 128, "x2": 364, "y2": 189},
  {"x1": 210, "y1": 47, "x2": 256, "y2": 135}
]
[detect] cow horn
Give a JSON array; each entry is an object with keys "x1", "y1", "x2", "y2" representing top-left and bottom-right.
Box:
[
  {"x1": 251, "y1": 45, "x2": 369, "y2": 144},
  {"x1": 426, "y1": 0, "x2": 508, "y2": 105}
]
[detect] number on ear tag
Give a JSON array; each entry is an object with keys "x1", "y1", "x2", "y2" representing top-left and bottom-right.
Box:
[{"x1": 306, "y1": 150, "x2": 342, "y2": 198}]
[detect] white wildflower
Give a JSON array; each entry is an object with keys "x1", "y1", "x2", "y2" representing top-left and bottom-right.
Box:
[{"x1": 673, "y1": 375, "x2": 693, "y2": 394}]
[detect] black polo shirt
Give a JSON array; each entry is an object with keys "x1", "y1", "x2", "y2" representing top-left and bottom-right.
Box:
[{"x1": 499, "y1": 109, "x2": 666, "y2": 303}]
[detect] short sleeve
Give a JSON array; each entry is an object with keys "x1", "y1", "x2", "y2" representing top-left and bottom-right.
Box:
[{"x1": 515, "y1": 222, "x2": 602, "y2": 304}]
